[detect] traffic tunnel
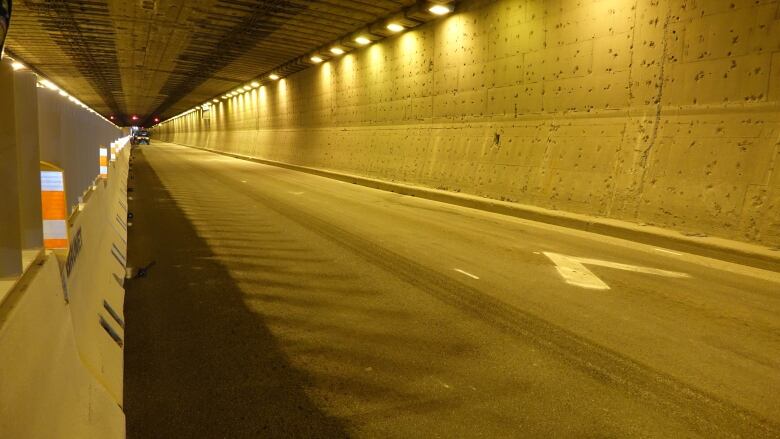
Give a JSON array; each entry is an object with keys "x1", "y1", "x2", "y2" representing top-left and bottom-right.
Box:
[{"x1": 1, "y1": 1, "x2": 780, "y2": 438}]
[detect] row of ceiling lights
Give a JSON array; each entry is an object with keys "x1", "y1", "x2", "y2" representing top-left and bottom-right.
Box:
[
  {"x1": 8, "y1": 57, "x2": 120, "y2": 127},
  {"x1": 160, "y1": 1, "x2": 454, "y2": 126}
]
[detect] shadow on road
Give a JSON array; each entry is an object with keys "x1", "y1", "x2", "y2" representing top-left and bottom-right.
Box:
[{"x1": 124, "y1": 147, "x2": 348, "y2": 438}]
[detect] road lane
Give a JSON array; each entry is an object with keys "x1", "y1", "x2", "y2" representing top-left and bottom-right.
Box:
[{"x1": 125, "y1": 142, "x2": 780, "y2": 438}]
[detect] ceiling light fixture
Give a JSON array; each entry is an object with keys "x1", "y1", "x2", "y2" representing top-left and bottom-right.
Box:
[
  {"x1": 330, "y1": 47, "x2": 345, "y2": 55},
  {"x1": 310, "y1": 56, "x2": 323, "y2": 63},
  {"x1": 11, "y1": 61, "x2": 25, "y2": 70},
  {"x1": 269, "y1": 74, "x2": 280, "y2": 80},
  {"x1": 428, "y1": 4, "x2": 452, "y2": 15},
  {"x1": 251, "y1": 81, "x2": 260, "y2": 88},
  {"x1": 243, "y1": 85, "x2": 251, "y2": 90},
  {"x1": 386, "y1": 23, "x2": 404, "y2": 32},
  {"x1": 354, "y1": 36, "x2": 371, "y2": 45}
]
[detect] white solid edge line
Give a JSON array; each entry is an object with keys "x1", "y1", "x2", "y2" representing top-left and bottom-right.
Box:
[{"x1": 454, "y1": 268, "x2": 480, "y2": 280}]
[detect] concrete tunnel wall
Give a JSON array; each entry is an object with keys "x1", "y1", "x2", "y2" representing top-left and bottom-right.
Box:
[{"x1": 155, "y1": 0, "x2": 780, "y2": 247}]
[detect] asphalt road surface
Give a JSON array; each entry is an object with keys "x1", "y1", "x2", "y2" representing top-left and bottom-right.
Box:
[{"x1": 124, "y1": 142, "x2": 780, "y2": 438}]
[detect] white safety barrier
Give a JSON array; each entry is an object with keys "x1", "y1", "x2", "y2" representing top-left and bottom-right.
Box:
[
  {"x1": 66, "y1": 136, "x2": 131, "y2": 403},
  {"x1": 0, "y1": 135, "x2": 132, "y2": 438}
]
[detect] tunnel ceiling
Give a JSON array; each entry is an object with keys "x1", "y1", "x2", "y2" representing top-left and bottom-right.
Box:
[{"x1": 6, "y1": 0, "x2": 417, "y2": 126}]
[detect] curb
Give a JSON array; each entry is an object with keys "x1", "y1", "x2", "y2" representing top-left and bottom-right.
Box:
[{"x1": 172, "y1": 143, "x2": 780, "y2": 272}]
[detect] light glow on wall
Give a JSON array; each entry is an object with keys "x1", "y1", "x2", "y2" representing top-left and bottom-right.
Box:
[
  {"x1": 321, "y1": 61, "x2": 332, "y2": 86},
  {"x1": 259, "y1": 85, "x2": 267, "y2": 104},
  {"x1": 369, "y1": 43, "x2": 384, "y2": 68},
  {"x1": 400, "y1": 31, "x2": 419, "y2": 55}
]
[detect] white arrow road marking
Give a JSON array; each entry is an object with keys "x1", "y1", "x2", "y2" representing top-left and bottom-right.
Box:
[{"x1": 542, "y1": 252, "x2": 690, "y2": 290}]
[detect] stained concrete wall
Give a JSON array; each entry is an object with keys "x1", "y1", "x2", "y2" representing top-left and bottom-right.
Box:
[{"x1": 156, "y1": 0, "x2": 780, "y2": 246}]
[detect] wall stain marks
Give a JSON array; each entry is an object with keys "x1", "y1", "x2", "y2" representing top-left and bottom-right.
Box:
[{"x1": 156, "y1": 0, "x2": 780, "y2": 246}]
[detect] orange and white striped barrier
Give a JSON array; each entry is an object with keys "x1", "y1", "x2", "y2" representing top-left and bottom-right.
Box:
[
  {"x1": 40, "y1": 163, "x2": 68, "y2": 249},
  {"x1": 99, "y1": 147, "x2": 108, "y2": 178}
]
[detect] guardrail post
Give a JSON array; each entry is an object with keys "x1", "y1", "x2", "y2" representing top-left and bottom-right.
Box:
[{"x1": 0, "y1": 59, "x2": 23, "y2": 277}]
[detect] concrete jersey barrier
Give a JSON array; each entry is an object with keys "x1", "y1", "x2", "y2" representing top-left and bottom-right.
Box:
[{"x1": 0, "y1": 136, "x2": 131, "y2": 438}]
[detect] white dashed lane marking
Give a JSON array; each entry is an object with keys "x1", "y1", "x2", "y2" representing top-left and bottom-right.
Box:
[
  {"x1": 454, "y1": 268, "x2": 480, "y2": 280},
  {"x1": 654, "y1": 248, "x2": 682, "y2": 256}
]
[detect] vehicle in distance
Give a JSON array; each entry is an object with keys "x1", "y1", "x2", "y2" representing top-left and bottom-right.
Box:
[{"x1": 132, "y1": 129, "x2": 150, "y2": 145}]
